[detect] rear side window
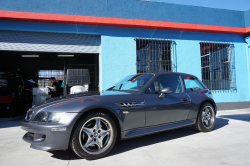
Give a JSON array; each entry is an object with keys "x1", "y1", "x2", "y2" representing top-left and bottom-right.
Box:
[
  {"x1": 182, "y1": 76, "x2": 204, "y2": 92},
  {"x1": 197, "y1": 78, "x2": 208, "y2": 89}
]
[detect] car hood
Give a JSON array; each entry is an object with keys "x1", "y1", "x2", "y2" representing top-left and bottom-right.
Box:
[{"x1": 34, "y1": 90, "x2": 139, "y2": 108}]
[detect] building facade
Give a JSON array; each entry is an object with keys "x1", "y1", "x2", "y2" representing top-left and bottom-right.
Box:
[{"x1": 0, "y1": 0, "x2": 250, "y2": 109}]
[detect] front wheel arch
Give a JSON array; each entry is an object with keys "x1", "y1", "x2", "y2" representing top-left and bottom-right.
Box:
[
  {"x1": 70, "y1": 111, "x2": 117, "y2": 159},
  {"x1": 70, "y1": 108, "x2": 122, "y2": 145}
]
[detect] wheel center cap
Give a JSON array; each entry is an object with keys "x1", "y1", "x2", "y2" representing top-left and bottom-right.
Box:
[{"x1": 94, "y1": 133, "x2": 98, "y2": 137}]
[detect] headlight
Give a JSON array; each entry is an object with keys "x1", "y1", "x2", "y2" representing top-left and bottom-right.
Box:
[
  {"x1": 25, "y1": 108, "x2": 34, "y2": 121},
  {"x1": 33, "y1": 112, "x2": 65, "y2": 123}
]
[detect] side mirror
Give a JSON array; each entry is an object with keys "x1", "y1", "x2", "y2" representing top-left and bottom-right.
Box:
[{"x1": 158, "y1": 87, "x2": 172, "y2": 99}]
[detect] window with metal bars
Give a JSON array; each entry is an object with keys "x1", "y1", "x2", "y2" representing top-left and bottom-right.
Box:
[
  {"x1": 136, "y1": 38, "x2": 173, "y2": 73},
  {"x1": 200, "y1": 42, "x2": 235, "y2": 90},
  {"x1": 38, "y1": 70, "x2": 64, "y2": 88}
]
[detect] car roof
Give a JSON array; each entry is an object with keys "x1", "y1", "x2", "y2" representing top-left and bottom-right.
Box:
[{"x1": 139, "y1": 72, "x2": 197, "y2": 78}]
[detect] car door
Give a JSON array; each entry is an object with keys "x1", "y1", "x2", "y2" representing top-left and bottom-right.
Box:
[
  {"x1": 144, "y1": 74, "x2": 192, "y2": 127},
  {"x1": 114, "y1": 94, "x2": 146, "y2": 131},
  {"x1": 181, "y1": 75, "x2": 208, "y2": 119}
]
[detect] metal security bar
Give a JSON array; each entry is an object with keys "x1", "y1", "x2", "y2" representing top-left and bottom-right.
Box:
[
  {"x1": 200, "y1": 41, "x2": 236, "y2": 90},
  {"x1": 136, "y1": 38, "x2": 174, "y2": 73}
]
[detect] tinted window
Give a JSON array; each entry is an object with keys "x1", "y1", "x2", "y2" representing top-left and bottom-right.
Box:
[
  {"x1": 159, "y1": 75, "x2": 184, "y2": 94},
  {"x1": 182, "y1": 76, "x2": 204, "y2": 92},
  {"x1": 145, "y1": 80, "x2": 160, "y2": 94}
]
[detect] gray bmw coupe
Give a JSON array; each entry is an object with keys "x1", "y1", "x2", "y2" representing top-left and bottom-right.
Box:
[{"x1": 21, "y1": 72, "x2": 216, "y2": 160}]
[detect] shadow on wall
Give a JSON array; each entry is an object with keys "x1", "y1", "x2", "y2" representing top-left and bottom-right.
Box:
[
  {"x1": 99, "y1": 25, "x2": 246, "y2": 43},
  {"x1": 48, "y1": 117, "x2": 229, "y2": 160},
  {"x1": 212, "y1": 90, "x2": 237, "y2": 93},
  {"x1": 172, "y1": 41, "x2": 177, "y2": 72},
  {"x1": 1, "y1": 20, "x2": 245, "y2": 44}
]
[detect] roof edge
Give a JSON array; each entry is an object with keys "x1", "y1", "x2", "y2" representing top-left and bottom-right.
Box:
[{"x1": 0, "y1": 10, "x2": 249, "y2": 35}]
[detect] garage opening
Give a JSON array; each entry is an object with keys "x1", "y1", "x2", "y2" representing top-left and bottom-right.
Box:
[
  {"x1": 0, "y1": 51, "x2": 99, "y2": 117},
  {"x1": 0, "y1": 51, "x2": 99, "y2": 90},
  {"x1": 0, "y1": 30, "x2": 100, "y2": 117}
]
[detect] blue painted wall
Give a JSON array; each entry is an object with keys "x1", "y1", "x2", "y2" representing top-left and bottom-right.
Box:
[
  {"x1": 245, "y1": 9, "x2": 250, "y2": 27},
  {"x1": 0, "y1": 20, "x2": 249, "y2": 103},
  {"x1": 0, "y1": 0, "x2": 246, "y2": 28},
  {"x1": 245, "y1": 36, "x2": 250, "y2": 101},
  {"x1": 101, "y1": 36, "x2": 136, "y2": 90}
]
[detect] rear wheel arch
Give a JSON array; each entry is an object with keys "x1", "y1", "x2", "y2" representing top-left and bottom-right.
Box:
[
  {"x1": 193, "y1": 101, "x2": 216, "y2": 132},
  {"x1": 197, "y1": 99, "x2": 217, "y2": 118}
]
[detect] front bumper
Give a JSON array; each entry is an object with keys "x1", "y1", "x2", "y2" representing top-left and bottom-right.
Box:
[{"x1": 21, "y1": 112, "x2": 79, "y2": 151}]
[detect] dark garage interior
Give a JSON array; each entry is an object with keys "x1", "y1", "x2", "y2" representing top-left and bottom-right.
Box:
[{"x1": 0, "y1": 50, "x2": 99, "y2": 117}]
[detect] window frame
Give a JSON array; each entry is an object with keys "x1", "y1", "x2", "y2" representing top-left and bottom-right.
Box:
[
  {"x1": 181, "y1": 75, "x2": 205, "y2": 92},
  {"x1": 38, "y1": 70, "x2": 64, "y2": 88},
  {"x1": 136, "y1": 38, "x2": 174, "y2": 73},
  {"x1": 200, "y1": 42, "x2": 235, "y2": 90}
]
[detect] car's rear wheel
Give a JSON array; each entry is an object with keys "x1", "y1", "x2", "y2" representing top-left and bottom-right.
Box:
[
  {"x1": 70, "y1": 112, "x2": 117, "y2": 160},
  {"x1": 193, "y1": 103, "x2": 216, "y2": 132}
]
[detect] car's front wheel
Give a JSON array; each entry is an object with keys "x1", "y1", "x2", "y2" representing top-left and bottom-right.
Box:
[
  {"x1": 70, "y1": 112, "x2": 117, "y2": 160},
  {"x1": 193, "y1": 103, "x2": 216, "y2": 132}
]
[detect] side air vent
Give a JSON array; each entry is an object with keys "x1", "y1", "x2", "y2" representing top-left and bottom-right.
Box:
[{"x1": 119, "y1": 102, "x2": 145, "y2": 108}]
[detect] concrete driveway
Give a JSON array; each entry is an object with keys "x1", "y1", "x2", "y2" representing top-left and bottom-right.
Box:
[{"x1": 0, "y1": 109, "x2": 250, "y2": 166}]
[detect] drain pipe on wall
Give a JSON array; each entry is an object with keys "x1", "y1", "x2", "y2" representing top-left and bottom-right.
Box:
[{"x1": 245, "y1": 36, "x2": 250, "y2": 101}]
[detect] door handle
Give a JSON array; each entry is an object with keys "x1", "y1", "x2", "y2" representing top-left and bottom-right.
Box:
[{"x1": 182, "y1": 98, "x2": 188, "y2": 102}]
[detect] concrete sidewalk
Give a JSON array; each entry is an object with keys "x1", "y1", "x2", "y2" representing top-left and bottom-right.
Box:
[{"x1": 0, "y1": 109, "x2": 250, "y2": 166}]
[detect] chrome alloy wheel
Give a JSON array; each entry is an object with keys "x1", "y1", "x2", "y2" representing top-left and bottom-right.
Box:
[
  {"x1": 79, "y1": 117, "x2": 113, "y2": 155},
  {"x1": 202, "y1": 106, "x2": 215, "y2": 129}
]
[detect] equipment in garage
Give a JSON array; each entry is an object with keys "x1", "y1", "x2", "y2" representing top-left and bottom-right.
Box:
[
  {"x1": 67, "y1": 69, "x2": 90, "y2": 94},
  {"x1": 0, "y1": 30, "x2": 100, "y2": 117},
  {"x1": 32, "y1": 87, "x2": 50, "y2": 106},
  {"x1": 70, "y1": 86, "x2": 87, "y2": 94}
]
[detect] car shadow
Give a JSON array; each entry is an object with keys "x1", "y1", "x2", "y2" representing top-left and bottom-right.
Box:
[
  {"x1": 49, "y1": 117, "x2": 229, "y2": 160},
  {"x1": 218, "y1": 114, "x2": 250, "y2": 122},
  {"x1": 0, "y1": 116, "x2": 25, "y2": 128}
]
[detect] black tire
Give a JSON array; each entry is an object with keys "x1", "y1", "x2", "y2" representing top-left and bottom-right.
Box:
[
  {"x1": 193, "y1": 103, "x2": 216, "y2": 132},
  {"x1": 70, "y1": 112, "x2": 117, "y2": 160}
]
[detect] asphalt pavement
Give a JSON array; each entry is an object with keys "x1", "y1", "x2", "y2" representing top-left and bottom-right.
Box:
[{"x1": 0, "y1": 109, "x2": 250, "y2": 166}]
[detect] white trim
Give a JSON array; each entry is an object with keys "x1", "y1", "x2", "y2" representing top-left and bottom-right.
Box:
[{"x1": 201, "y1": 53, "x2": 210, "y2": 57}]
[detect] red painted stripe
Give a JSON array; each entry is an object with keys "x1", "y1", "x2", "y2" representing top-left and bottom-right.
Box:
[
  {"x1": 247, "y1": 27, "x2": 250, "y2": 34},
  {"x1": 52, "y1": 99, "x2": 99, "y2": 108},
  {"x1": 0, "y1": 10, "x2": 249, "y2": 35}
]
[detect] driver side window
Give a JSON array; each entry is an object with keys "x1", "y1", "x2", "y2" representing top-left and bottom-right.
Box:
[
  {"x1": 159, "y1": 75, "x2": 184, "y2": 94},
  {"x1": 145, "y1": 75, "x2": 184, "y2": 94},
  {"x1": 145, "y1": 80, "x2": 160, "y2": 94}
]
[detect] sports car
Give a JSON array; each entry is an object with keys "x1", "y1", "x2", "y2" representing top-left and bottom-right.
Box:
[{"x1": 21, "y1": 72, "x2": 216, "y2": 160}]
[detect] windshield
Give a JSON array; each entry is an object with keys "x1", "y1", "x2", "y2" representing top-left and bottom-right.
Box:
[{"x1": 107, "y1": 74, "x2": 154, "y2": 92}]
